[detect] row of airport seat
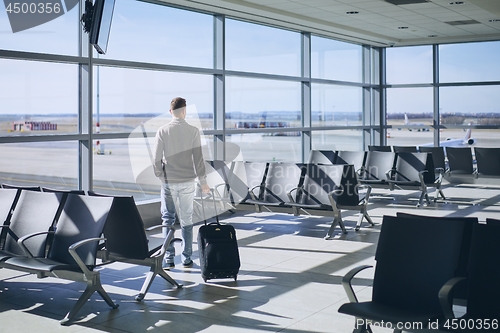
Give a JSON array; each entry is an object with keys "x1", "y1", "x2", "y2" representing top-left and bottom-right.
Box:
[
  {"x1": 338, "y1": 213, "x2": 500, "y2": 332},
  {"x1": 309, "y1": 150, "x2": 445, "y2": 206},
  {"x1": 201, "y1": 161, "x2": 375, "y2": 239},
  {"x1": 369, "y1": 145, "x2": 500, "y2": 179},
  {"x1": 0, "y1": 187, "x2": 182, "y2": 325}
]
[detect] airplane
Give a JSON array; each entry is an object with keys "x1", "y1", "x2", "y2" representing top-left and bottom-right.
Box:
[
  {"x1": 419, "y1": 127, "x2": 475, "y2": 147},
  {"x1": 404, "y1": 113, "x2": 430, "y2": 132}
]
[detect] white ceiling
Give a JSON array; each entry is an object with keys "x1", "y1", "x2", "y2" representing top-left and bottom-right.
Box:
[{"x1": 158, "y1": 0, "x2": 500, "y2": 47}]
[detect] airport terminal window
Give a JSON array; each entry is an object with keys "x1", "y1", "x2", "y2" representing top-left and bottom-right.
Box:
[
  {"x1": 311, "y1": 130, "x2": 364, "y2": 151},
  {"x1": 225, "y1": 76, "x2": 302, "y2": 130},
  {"x1": 0, "y1": 59, "x2": 78, "y2": 136},
  {"x1": 0, "y1": 6, "x2": 78, "y2": 56},
  {"x1": 311, "y1": 83, "x2": 363, "y2": 127},
  {"x1": 93, "y1": 138, "x2": 159, "y2": 201},
  {"x1": 386, "y1": 87, "x2": 434, "y2": 147},
  {"x1": 100, "y1": 0, "x2": 213, "y2": 68},
  {"x1": 386, "y1": 46, "x2": 433, "y2": 85},
  {"x1": 95, "y1": 66, "x2": 214, "y2": 134},
  {"x1": 440, "y1": 85, "x2": 500, "y2": 126},
  {"x1": 439, "y1": 41, "x2": 500, "y2": 83},
  {"x1": 225, "y1": 19, "x2": 301, "y2": 76},
  {"x1": 225, "y1": 134, "x2": 301, "y2": 162},
  {"x1": 93, "y1": 135, "x2": 214, "y2": 200},
  {"x1": 0, "y1": 141, "x2": 78, "y2": 189},
  {"x1": 311, "y1": 36, "x2": 362, "y2": 83}
]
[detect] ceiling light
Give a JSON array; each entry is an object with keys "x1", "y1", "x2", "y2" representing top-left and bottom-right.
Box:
[{"x1": 346, "y1": 11, "x2": 359, "y2": 14}]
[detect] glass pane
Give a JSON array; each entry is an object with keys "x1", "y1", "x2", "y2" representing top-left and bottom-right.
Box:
[
  {"x1": 225, "y1": 77, "x2": 302, "y2": 129},
  {"x1": 95, "y1": 66, "x2": 214, "y2": 133},
  {"x1": 439, "y1": 41, "x2": 500, "y2": 83},
  {"x1": 225, "y1": 19, "x2": 301, "y2": 76},
  {"x1": 386, "y1": 46, "x2": 433, "y2": 84},
  {"x1": 312, "y1": 84, "x2": 363, "y2": 127},
  {"x1": 312, "y1": 129, "x2": 364, "y2": 151},
  {"x1": 386, "y1": 128, "x2": 433, "y2": 147},
  {"x1": 226, "y1": 133, "x2": 301, "y2": 162},
  {"x1": 0, "y1": 5, "x2": 78, "y2": 55},
  {"x1": 386, "y1": 87, "x2": 433, "y2": 129},
  {"x1": 0, "y1": 141, "x2": 78, "y2": 189},
  {"x1": 95, "y1": 134, "x2": 214, "y2": 201},
  {"x1": 93, "y1": 138, "x2": 159, "y2": 201},
  {"x1": 440, "y1": 85, "x2": 500, "y2": 125},
  {"x1": 101, "y1": 0, "x2": 213, "y2": 68},
  {"x1": 311, "y1": 36, "x2": 362, "y2": 82},
  {"x1": 0, "y1": 59, "x2": 78, "y2": 137}
]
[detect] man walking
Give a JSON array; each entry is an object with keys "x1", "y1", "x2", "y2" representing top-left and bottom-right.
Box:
[{"x1": 153, "y1": 97, "x2": 210, "y2": 269}]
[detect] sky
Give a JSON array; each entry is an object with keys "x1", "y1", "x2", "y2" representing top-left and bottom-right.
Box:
[{"x1": 0, "y1": 0, "x2": 499, "y2": 119}]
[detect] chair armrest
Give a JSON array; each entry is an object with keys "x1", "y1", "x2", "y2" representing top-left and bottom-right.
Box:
[
  {"x1": 418, "y1": 170, "x2": 428, "y2": 184},
  {"x1": 434, "y1": 168, "x2": 444, "y2": 183},
  {"x1": 341, "y1": 265, "x2": 373, "y2": 303},
  {"x1": 145, "y1": 224, "x2": 175, "y2": 232},
  {"x1": 327, "y1": 190, "x2": 344, "y2": 211},
  {"x1": 17, "y1": 231, "x2": 54, "y2": 258},
  {"x1": 438, "y1": 277, "x2": 467, "y2": 320},
  {"x1": 357, "y1": 184, "x2": 372, "y2": 204},
  {"x1": 248, "y1": 185, "x2": 262, "y2": 200},
  {"x1": 69, "y1": 237, "x2": 107, "y2": 277},
  {"x1": 150, "y1": 226, "x2": 177, "y2": 259},
  {"x1": 328, "y1": 188, "x2": 344, "y2": 196},
  {"x1": 287, "y1": 187, "x2": 301, "y2": 203},
  {"x1": 356, "y1": 166, "x2": 365, "y2": 178}
]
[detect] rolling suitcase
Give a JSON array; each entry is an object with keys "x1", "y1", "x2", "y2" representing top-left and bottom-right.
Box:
[{"x1": 197, "y1": 190, "x2": 240, "y2": 282}]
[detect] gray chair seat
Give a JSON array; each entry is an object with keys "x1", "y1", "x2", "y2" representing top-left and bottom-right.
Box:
[
  {"x1": 5, "y1": 256, "x2": 84, "y2": 273},
  {"x1": 245, "y1": 199, "x2": 290, "y2": 207},
  {"x1": 339, "y1": 301, "x2": 442, "y2": 326},
  {"x1": 287, "y1": 202, "x2": 331, "y2": 211}
]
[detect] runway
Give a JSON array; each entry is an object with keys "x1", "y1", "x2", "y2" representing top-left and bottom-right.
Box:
[{"x1": 1, "y1": 128, "x2": 499, "y2": 199}]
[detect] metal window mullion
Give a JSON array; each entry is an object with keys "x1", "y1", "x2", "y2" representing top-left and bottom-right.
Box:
[
  {"x1": 79, "y1": 0, "x2": 92, "y2": 192},
  {"x1": 433, "y1": 44, "x2": 440, "y2": 147},
  {"x1": 377, "y1": 47, "x2": 387, "y2": 147},
  {"x1": 214, "y1": 14, "x2": 225, "y2": 160},
  {"x1": 362, "y1": 45, "x2": 371, "y2": 149},
  {"x1": 301, "y1": 32, "x2": 311, "y2": 163}
]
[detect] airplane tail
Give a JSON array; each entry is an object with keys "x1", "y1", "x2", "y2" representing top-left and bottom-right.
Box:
[
  {"x1": 464, "y1": 128, "x2": 471, "y2": 140},
  {"x1": 404, "y1": 113, "x2": 409, "y2": 125}
]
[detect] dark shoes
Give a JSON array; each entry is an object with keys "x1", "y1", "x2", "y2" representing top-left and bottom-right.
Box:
[
  {"x1": 182, "y1": 260, "x2": 193, "y2": 268},
  {"x1": 162, "y1": 262, "x2": 175, "y2": 270},
  {"x1": 163, "y1": 260, "x2": 193, "y2": 269}
]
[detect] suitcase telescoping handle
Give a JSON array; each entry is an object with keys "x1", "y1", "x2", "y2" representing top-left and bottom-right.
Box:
[{"x1": 199, "y1": 186, "x2": 220, "y2": 226}]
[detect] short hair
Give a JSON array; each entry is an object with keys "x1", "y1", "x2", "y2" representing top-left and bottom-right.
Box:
[{"x1": 170, "y1": 97, "x2": 186, "y2": 115}]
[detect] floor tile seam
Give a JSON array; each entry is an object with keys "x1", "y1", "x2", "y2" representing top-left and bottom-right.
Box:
[
  {"x1": 246, "y1": 272, "x2": 366, "y2": 297},
  {"x1": 144, "y1": 294, "x2": 320, "y2": 331},
  {"x1": 0, "y1": 298, "x2": 121, "y2": 328},
  {"x1": 98, "y1": 310, "x2": 280, "y2": 333},
  {"x1": 195, "y1": 283, "x2": 345, "y2": 315},
  {"x1": 276, "y1": 298, "x2": 355, "y2": 333},
  {"x1": 243, "y1": 240, "x2": 371, "y2": 256}
]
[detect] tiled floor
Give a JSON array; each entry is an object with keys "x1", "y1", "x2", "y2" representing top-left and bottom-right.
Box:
[{"x1": 1, "y1": 183, "x2": 499, "y2": 332}]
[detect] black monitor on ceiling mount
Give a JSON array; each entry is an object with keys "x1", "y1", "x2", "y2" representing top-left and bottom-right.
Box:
[{"x1": 81, "y1": 0, "x2": 116, "y2": 55}]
